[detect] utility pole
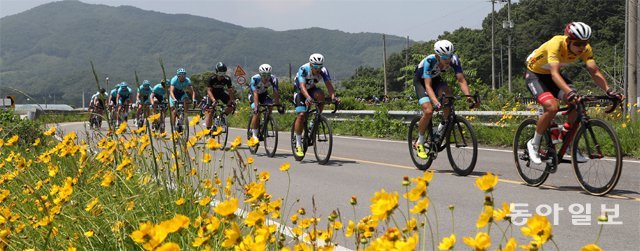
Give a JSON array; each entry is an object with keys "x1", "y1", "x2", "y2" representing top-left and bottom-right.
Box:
[
  {"x1": 504, "y1": 0, "x2": 513, "y2": 93},
  {"x1": 383, "y1": 34, "x2": 388, "y2": 97},
  {"x1": 289, "y1": 63, "x2": 292, "y2": 83},
  {"x1": 491, "y1": 0, "x2": 496, "y2": 90},
  {"x1": 628, "y1": 0, "x2": 638, "y2": 117},
  {"x1": 405, "y1": 36, "x2": 410, "y2": 92}
]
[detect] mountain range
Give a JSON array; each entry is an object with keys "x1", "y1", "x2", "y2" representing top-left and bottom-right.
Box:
[{"x1": 0, "y1": 0, "x2": 408, "y2": 106}]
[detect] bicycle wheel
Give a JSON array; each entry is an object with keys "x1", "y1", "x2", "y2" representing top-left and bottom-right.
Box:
[
  {"x1": 313, "y1": 116, "x2": 333, "y2": 165},
  {"x1": 290, "y1": 118, "x2": 307, "y2": 161},
  {"x1": 216, "y1": 115, "x2": 229, "y2": 149},
  {"x1": 571, "y1": 119, "x2": 622, "y2": 195},
  {"x1": 263, "y1": 115, "x2": 278, "y2": 157},
  {"x1": 247, "y1": 116, "x2": 258, "y2": 154},
  {"x1": 446, "y1": 115, "x2": 478, "y2": 176},
  {"x1": 513, "y1": 118, "x2": 550, "y2": 186},
  {"x1": 407, "y1": 116, "x2": 434, "y2": 170}
]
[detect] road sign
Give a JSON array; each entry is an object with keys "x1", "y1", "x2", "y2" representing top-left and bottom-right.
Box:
[
  {"x1": 1, "y1": 96, "x2": 15, "y2": 109},
  {"x1": 237, "y1": 76, "x2": 247, "y2": 85},
  {"x1": 234, "y1": 65, "x2": 246, "y2": 77}
]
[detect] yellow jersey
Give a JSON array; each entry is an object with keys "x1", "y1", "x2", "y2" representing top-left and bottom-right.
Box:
[{"x1": 526, "y1": 35, "x2": 595, "y2": 74}]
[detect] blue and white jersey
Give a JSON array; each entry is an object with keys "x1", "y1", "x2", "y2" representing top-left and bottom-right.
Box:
[
  {"x1": 151, "y1": 83, "x2": 166, "y2": 98},
  {"x1": 117, "y1": 86, "x2": 132, "y2": 97},
  {"x1": 414, "y1": 54, "x2": 463, "y2": 79},
  {"x1": 91, "y1": 92, "x2": 100, "y2": 101},
  {"x1": 110, "y1": 89, "x2": 118, "y2": 100},
  {"x1": 250, "y1": 74, "x2": 279, "y2": 94},
  {"x1": 294, "y1": 63, "x2": 331, "y2": 90},
  {"x1": 170, "y1": 75, "x2": 192, "y2": 91},
  {"x1": 138, "y1": 85, "x2": 152, "y2": 97}
]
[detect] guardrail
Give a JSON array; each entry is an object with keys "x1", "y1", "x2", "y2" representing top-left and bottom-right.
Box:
[{"x1": 320, "y1": 109, "x2": 537, "y2": 123}]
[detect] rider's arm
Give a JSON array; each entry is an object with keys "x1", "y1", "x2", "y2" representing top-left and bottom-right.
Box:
[
  {"x1": 549, "y1": 63, "x2": 574, "y2": 95},
  {"x1": 136, "y1": 92, "x2": 141, "y2": 103},
  {"x1": 207, "y1": 87, "x2": 216, "y2": 103},
  {"x1": 274, "y1": 90, "x2": 281, "y2": 104},
  {"x1": 150, "y1": 93, "x2": 155, "y2": 105},
  {"x1": 585, "y1": 61, "x2": 610, "y2": 92},
  {"x1": 456, "y1": 72, "x2": 471, "y2": 96},
  {"x1": 227, "y1": 87, "x2": 235, "y2": 101},
  {"x1": 188, "y1": 85, "x2": 196, "y2": 101},
  {"x1": 169, "y1": 85, "x2": 177, "y2": 101},
  {"x1": 325, "y1": 80, "x2": 336, "y2": 100},
  {"x1": 253, "y1": 90, "x2": 260, "y2": 107}
]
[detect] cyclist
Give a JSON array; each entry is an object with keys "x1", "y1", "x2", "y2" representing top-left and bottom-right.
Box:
[
  {"x1": 150, "y1": 79, "x2": 168, "y2": 131},
  {"x1": 292, "y1": 53, "x2": 338, "y2": 157},
  {"x1": 135, "y1": 80, "x2": 153, "y2": 126},
  {"x1": 249, "y1": 64, "x2": 282, "y2": 141},
  {"x1": 204, "y1": 62, "x2": 236, "y2": 132},
  {"x1": 169, "y1": 68, "x2": 197, "y2": 126},
  {"x1": 89, "y1": 88, "x2": 107, "y2": 126},
  {"x1": 524, "y1": 22, "x2": 624, "y2": 164},
  {"x1": 413, "y1": 40, "x2": 476, "y2": 159},
  {"x1": 115, "y1": 82, "x2": 133, "y2": 124}
]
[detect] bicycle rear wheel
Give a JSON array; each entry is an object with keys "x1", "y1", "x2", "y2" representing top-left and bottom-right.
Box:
[
  {"x1": 571, "y1": 119, "x2": 622, "y2": 196},
  {"x1": 263, "y1": 115, "x2": 278, "y2": 157},
  {"x1": 408, "y1": 116, "x2": 434, "y2": 170},
  {"x1": 290, "y1": 118, "x2": 307, "y2": 161},
  {"x1": 313, "y1": 116, "x2": 333, "y2": 165},
  {"x1": 247, "y1": 117, "x2": 258, "y2": 154},
  {"x1": 513, "y1": 118, "x2": 550, "y2": 186},
  {"x1": 446, "y1": 115, "x2": 478, "y2": 176}
]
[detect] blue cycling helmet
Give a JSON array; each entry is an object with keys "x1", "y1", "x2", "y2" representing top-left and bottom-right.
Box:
[
  {"x1": 142, "y1": 80, "x2": 151, "y2": 86},
  {"x1": 177, "y1": 68, "x2": 187, "y2": 75},
  {"x1": 120, "y1": 81, "x2": 128, "y2": 87}
]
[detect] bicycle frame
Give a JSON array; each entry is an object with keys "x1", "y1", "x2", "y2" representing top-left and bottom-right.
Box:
[
  {"x1": 429, "y1": 93, "x2": 479, "y2": 151},
  {"x1": 303, "y1": 100, "x2": 338, "y2": 145}
]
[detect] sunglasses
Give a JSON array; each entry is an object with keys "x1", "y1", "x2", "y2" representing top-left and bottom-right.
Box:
[
  {"x1": 260, "y1": 73, "x2": 271, "y2": 77},
  {"x1": 571, "y1": 41, "x2": 589, "y2": 47},
  {"x1": 312, "y1": 64, "x2": 323, "y2": 69},
  {"x1": 440, "y1": 55, "x2": 451, "y2": 60}
]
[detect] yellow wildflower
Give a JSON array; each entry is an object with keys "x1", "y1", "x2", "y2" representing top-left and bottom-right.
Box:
[
  {"x1": 189, "y1": 115, "x2": 201, "y2": 127},
  {"x1": 521, "y1": 214, "x2": 553, "y2": 246},
  {"x1": 221, "y1": 223, "x2": 241, "y2": 248},
  {"x1": 504, "y1": 238, "x2": 517, "y2": 251},
  {"x1": 280, "y1": 162, "x2": 291, "y2": 172},
  {"x1": 44, "y1": 127, "x2": 56, "y2": 136},
  {"x1": 370, "y1": 189, "x2": 399, "y2": 221},
  {"x1": 409, "y1": 197, "x2": 430, "y2": 214},
  {"x1": 198, "y1": 196, "x2": 212, "y2": 206},
  {"x1": 156, "y1": 242, "x2": 180, "y2": 251},
  {"x1": 203, "y1": 153, "x2": 212, "y2": 163},
  {"x1": 493, "y1": 202, "x2": 511, "y2": 222},
  {"x1": 116, "y1": 122, "x2": 127, "y2": 135},
  {"x1": 5, "y1": 135, "x2": 18, "y2": 146},
  {"x1": 85, "y1": 197, "x2": 99, "y2": 212},
  {"x1": 463, "y1": 232, "x2": 491, "y2": 251},
  {"x1": 476, "y1": 206, "x2": 493, "y2": 228},
  {"x1": 247, "y1": 157, "x2": 254, "y2": 164},
  {"x1": 101, "y1": 171, "x2": 115, "y2": 187},
  {"x1": 176, "y1": 197, "x2": 185, "y2": 205},
  {"x1": 438, "y1": 234, "x2": 456, "y2": 250},
  {"x1": 84, "y1": 230, "x2": 94, "y2": 237},
  {"x1": 581, "y1": 243, "x2": 602, "y2": 251},
  {"x1": 214, "y1": 198, "x2": 238, "y2": 217},
  {"x1": 475, "y1": 172, "x2": 498, "y2": 192}
]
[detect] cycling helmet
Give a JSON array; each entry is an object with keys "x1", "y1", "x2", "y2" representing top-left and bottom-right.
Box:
[
  {"x1": 258, "y1": 64, "x2": 272, "y2": 74},
  {"x1": 142, "y1": 80, "x2": 151, "y2": 86},
  {"x1": 564, "y1": 22, "x2": 591, "y2": 40},
  {"x1": 99, "y1": 88, "x2": 106, "y2": 93},
  {"x1": 120, "y1": 81, "x2": 128, "y2": 87},
  {"x1": 309, "y1": 53, "x2": 324, "y2": 65},
  {"x1": 176, "y1": 68, "x2": 186, "y2": 75},
  {"x1": 434, "y1": 40, "x2": 455, "y2": 56},
  {"x1": 215, "y1": 62, "x2": 227, "y2": 73}
]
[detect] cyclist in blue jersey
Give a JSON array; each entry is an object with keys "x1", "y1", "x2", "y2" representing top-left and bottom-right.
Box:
[
  {"x1": 169, "y1": 68, "x2": 197, "y2": 125},
  {"x1": 115, "y1": 82, "x2": 133, "y2": 123},
  {"x1": 249, "y1": 64, "x2": 283, "y2": 141},
  {"x1": 292, "y1": 53, "x2": 339, "y2": 157},
  {"x1": 413, "y1": 40, "x2": 476, "y2": 159},
  {"x1": 135, "y1": 80, "x2": 153, "y2": 126},
  {"x1": 108, "y1": 83, "x2": 120, "y2": 111},
  {"x1": 150, "y1": 79, "x2": 167, "y2": 115},
  {"x1": 204, "y1": 62, "x2": 236, "y2": 132}
]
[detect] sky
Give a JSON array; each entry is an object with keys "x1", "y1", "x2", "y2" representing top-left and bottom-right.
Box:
[{"x1": 0, "y1": 0, "x2": 513, "y2": 42}]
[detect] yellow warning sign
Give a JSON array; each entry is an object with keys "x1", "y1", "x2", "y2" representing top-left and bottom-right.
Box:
[{"x1": 234, "y1": 65, "x2": 246, "y2": 77}]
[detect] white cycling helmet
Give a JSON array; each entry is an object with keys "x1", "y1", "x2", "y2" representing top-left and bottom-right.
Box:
[
  {"x1": 564, "y1": 22, "x2": 591, "y2": 41},
  {"x1": 258, "y1": 64, "x2": 272, "y2": 74},
  {"x1": 434, "y1": 40, "x2": 455, "y2": 56},
  {"x1": 309, "y1": 53, "x2": 324, "y2": 65}
]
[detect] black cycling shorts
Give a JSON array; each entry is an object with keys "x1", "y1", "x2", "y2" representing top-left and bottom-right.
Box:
[
  {"x1": 525, "y1": 70, "x2": 575, "y2": 103},
  {"x1": 413, "y1": 75, "x2": 448, "y2": 105}
]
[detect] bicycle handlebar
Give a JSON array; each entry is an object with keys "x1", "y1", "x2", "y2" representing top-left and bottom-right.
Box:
[
  {"x1": 437, "y1": 92, "x2": 480, "y2": 109},
  {"x1": 580, "y1": 95, "x2": 621, "y2": 114},
  {"x1": 309, "y1": 100, "x2": 339, "y2": 114}
]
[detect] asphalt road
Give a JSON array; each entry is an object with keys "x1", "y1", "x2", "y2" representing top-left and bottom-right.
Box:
[{"x1": 58, "y1": 120, "x2": 640, "y2": 250}]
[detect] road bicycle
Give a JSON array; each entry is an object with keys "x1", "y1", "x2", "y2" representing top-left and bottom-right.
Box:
[
  {"x1": 205, "y1": 101, "x2": 230, "y2": 149},
  {"x1": 151, "y1": 103, "x2": 167, "y2": 133},
  {"x1": 136, "y1": 102, "x2": 152, "y2": 129},
  {"x1": 290, "y1": 100, "x2": 338, "y2": 165},
  {"x1": 513, "y1": 95, "x2": 623, "y2": 196},
  {"x1": 247, "y1": 103, "x2": 282, "y2": 157},
  {"x1": 174, "y1": 102, "x2": 189, "y2": 138},
  {"x1": 408, "y1": 93, "x2": 479, "y2": 176}
]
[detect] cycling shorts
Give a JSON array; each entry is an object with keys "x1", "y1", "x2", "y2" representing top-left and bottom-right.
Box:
[
  {"x1": 525, "y1": 70, "x2": 575, "y2": 104},
  {"x1": 413, "y1": 75, "x2": 448, "y2": 105},
  {"x1": 293, "y1": 87, "x2": 323, "y2": 113},
  {"x1": 249, "y1": 93, "x2": 273, "y2": 109}
]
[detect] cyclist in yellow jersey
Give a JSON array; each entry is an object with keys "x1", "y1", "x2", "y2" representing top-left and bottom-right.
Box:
[{"x1": 524, "y1": 22, "x2": 624, "y2": 165}]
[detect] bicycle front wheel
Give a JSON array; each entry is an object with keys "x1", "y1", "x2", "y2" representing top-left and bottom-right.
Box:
[
  {"x1": 313, "y1": 116, "x2": 333, "y2": 165},
  {"x1": 446, "y1": 115, "x2": 478, "y2": 176},
  {"x1": 513, "y1": 118, "x2": 550, "y2": 186},
  {"x1": 408, "y1": 116, "x2": 434, "y2": 170},
  {"x1": 216, "y1": 115, "x2": 229, "y2": 149},
  {"x1": 263, "y1": 116, "x2": 278, "y2": 157},
  {"x1": 247, "y1": 117, "x2": 258, "y2": 154},
  {"x1": 571, "y1": 119, "x2": 622, "y2": 196}
]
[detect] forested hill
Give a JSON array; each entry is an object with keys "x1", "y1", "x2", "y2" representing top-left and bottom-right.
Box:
[
  {"x1": 0, "y1": 0, "x2": 407, "y2": 106},
  {"x1": 374, "y1": 0, "x2": 626, "y2": 97}
]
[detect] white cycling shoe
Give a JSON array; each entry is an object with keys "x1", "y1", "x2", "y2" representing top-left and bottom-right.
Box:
[{"x1": 527, "y1": 139, "x2": 543, "y2": 165}]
